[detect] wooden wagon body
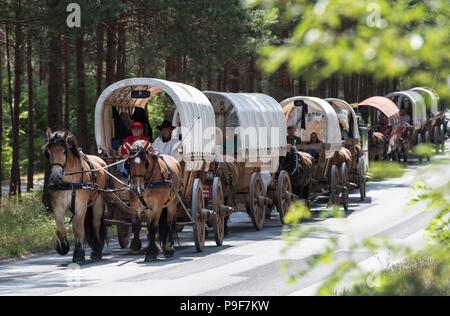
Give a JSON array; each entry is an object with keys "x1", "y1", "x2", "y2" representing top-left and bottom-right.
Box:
[
  {"x1": 326, "y1": 98, "x2": 367, "y2": 201},
  {"x1": 410, "y1": 87, "x2": 446, "y2": 153},
  {"x1": 280, "y1": 96, "x2": 351, "y2": 210},
  {"x1": 201, "y1": 91, "x2": 296, "y2": 230},
  {"x1": 94, "y1": 78, "x2": 220, "y2": 252}
]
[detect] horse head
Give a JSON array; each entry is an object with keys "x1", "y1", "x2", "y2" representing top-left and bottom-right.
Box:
[
  {"x1": 123, "y1": 140, "x2": 154, "y2": 193},
  {"x1": 43, "y1": 128, "x2": 79, "y2": 183}
]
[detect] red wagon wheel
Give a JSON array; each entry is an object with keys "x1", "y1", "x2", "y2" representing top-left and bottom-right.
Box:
[
  {"x1": 249, "y1": 172, "x2": 266, "y2": 231},
  {"x1": 212, "y1": 177, "x2": 225, "y2": 246},
  {"x1": 192, "y1": 178, "x2": 206, "y2": 252}
]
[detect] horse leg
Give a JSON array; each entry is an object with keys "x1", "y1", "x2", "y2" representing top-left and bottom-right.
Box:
[
  {"x1": 53, "y1": 205, "x2": 70, "y2": 256},
  {"x1": 130, "y1": 217, "x2": 143, "y2": 254},
  {"x1": 89, "y1": 196, "x2": 106, "y2": 261},
  {"x1": 145, "y1": 221, "x2": 159, "y2": 262},
  {"x1": 163, "y1": 202, "x2": 177, "y2": 258},
  {"x1": 72, "y1": 201, "x2": 88, "y2": 264}
]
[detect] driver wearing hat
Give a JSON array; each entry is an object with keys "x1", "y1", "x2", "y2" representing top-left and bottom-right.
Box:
[{"x1": 152, "y1": 120, "x2": 180, "y2": 156}]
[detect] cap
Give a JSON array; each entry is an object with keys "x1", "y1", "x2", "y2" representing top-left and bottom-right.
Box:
[{"x1": 131, "y1": 122, "x2": 144, "y2": 129}]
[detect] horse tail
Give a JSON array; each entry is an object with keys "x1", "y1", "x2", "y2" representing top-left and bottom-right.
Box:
[{"x1": 84, "y1": 206, "x2": 108, "y2": 253}]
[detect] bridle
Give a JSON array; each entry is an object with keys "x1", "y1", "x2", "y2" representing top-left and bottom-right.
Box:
[
  {"x1": 125, "y1": 146, "x2": 174, "y2": 209},
  {"x1": 45, "y1": 135, "x2": 69, "y2": 172}
]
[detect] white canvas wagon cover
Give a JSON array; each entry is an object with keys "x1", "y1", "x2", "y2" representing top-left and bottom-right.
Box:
[
  {"x1": 95, "y1": 78, "x2": 216, "y2": 159},
  {"x1": 386, "y1": 90, "x2": 427, "y2": 130},
  {"x1": 325, "y1": 98, "x2": 361, "y2": 140},
  {"x1": 204, "y1": 91, "x2": 287, "y2": 159},
  {"x1": 410, "y1": 87, "x2": 439, "y2": 116},
  {"x1": 280, "y1": 96, "x2": 342, "y2": 157}
]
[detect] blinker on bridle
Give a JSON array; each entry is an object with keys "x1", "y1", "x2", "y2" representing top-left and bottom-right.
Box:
[
  {"x1": 126, "y1": 147, "x2": 151, "y2": 180},
  {"x1": 45, "y1": 136, "x2": 69, "y2": 171}
]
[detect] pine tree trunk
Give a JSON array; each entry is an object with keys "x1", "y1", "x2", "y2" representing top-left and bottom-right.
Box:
[
  {"x1": 207, "y1": 64, "x2": 212, "y2": 90},
  {"x1": 257, "y1": 69, "x2": 263, "y2": 93},
  {"x1": 63, "y1": 38, "x2": 70, "y2": 130},
  {"x1": 230, "y1": 64, "x2": 239, "y2": 93},
  {"x1": 247, "y1": 59, "x2": 255, "y2": 92},
  {"x1": 106, "y1": 20, "x2": 117, "y2": 86},
  {"x1": 222, "y1": 65, "x2": 228, "y2": 91},
  {"x1": 298, "y1": 76, "x2": 307, "y2": 96},
  {"x1": 76, "y1": 33, "x2": 90, "y2": 153},
  {"x1": 0, "y1": 39, "x2": 3, "y2": 198},
  {"x1": 116, "y1": 21, "x2": 126, "y2": 81},
  {"x1": 10, "y1": 20, "x2": 23, "y2": 196},
  {"x1": 96, "y1": 22, "x2": 104, "y2": 98},
  {"x1": 27, "y1": 32, "x2": 34, "y2": 191},
  {"x1": 5, "y1": 25, "x2": 13, "y2": 119},
  {"x1": 216, "y1": 67, "x2": 222, "y2": 91}
]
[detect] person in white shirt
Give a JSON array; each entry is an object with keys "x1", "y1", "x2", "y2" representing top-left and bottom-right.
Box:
[{"x1": 152, "y1": 120, "x2": 180, "y2": 156}]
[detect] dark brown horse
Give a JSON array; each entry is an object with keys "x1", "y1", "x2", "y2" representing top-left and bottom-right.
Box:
[
  {"x1": 123, "y1": 140, "x2": 182, "y2": 262},
  {"x1": 43, "y1": 129, "x2": 108, "y2": 264},
  {"x1": 368, "y1": 128, "x2": 387, "y2": 161},
  {"x1": 399, "y1": 123, "x2": 414, "y2": 162},
  {"x1": 279, "y1": 147, "x2": 315, "y2": 207}
]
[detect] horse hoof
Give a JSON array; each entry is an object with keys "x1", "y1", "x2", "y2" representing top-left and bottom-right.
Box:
[
  {"x1": 56, "y1": 240, "x2": 70, "y2": 256},
  {"x1": 164, "y1": 249, "x2": 175, "y2": 258},
  {"x1": 144, "y1": 254, "x2": 157, "y2": 262},
  {"x1": 72, "y1": 250, "x2": 86, "y2": 264},
  {"x1": 130, "y1": 239, "x2": 142, "y2": 253},
  {"x1": 90, "y1": 251, "x2": 102, "y2": 261}
]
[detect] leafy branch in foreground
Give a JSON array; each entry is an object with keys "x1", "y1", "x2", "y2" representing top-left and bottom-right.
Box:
[{"x1": 280, "y1": 157, "x2": 449, "y2": 295}]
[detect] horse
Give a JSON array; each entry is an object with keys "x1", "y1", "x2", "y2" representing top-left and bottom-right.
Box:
[
  {"x1": 279, "y1": 147, "x2": 315, "y2": 207},
  {"x1": 399, "y1": 123, "x2": 414, "y2": 162},
  {"x1": 331, "y1": 146, "x2": 353, "y2": 182},
  {"x1": 43, "y1": 129, "x2": 108, "y2": 264},
  {"x1": 123, "y1": 140, "x2": 182, "y2": 262},
  {"x1": 368, "y1": 128, "x2": 387, "y2": 161}
]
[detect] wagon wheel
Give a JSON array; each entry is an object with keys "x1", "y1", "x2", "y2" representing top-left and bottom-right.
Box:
[
  {"x1": 276, "y1": 170, "x2": 293, "y2": 224},
  {"x1": 192, "y1": 178, "x2": 206, "y2": 252},
  {"x1": 433, "y1": 125, "x2": 440, "y2": 154},
  {"x1": 440, "y1": 124, "x2": 446, "y2": 152},
  {"x1": 329, "y1": 165, "x2": 339, "y2": 206},
  {"x1": 212, "y1": 177, "x2": 225, "y2": 246},
  {"x1": 117, "y1": 224, "x2": 131, "y2": 249},
  {"x1": 340, "y1": 163, "x2": 349, "y2": 212},
  {"x1": 249, "y1": 172, "x2": 266, "y2": 231},
  {"x1": 417, "y1": 133, "x2": 423, "y2": 163},
  {"x1": 358, "y1": 157, "x2": 367, "y2": 202},
  {"x1": 425, "y1": 130, "x2": 431, "y2": 161}
]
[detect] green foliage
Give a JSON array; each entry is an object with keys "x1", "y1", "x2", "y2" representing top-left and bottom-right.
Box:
[
  {"x1": 341, "y1": 247, "x2": 450, "y2": 296},
  {"x1": 250, "y1": 0, "x2": 450, "y2": 100},
  {"x1": 280, "y1": 155, "x2": 449, "y2": 296},
  {"x1": 368, "y1": 161, "x2": 405, "y2": 181},
  {"x1": 0, "y1": 191, "x2": 70, "y2": 258}
]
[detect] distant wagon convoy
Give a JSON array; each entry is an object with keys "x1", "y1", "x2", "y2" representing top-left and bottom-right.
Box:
[{"x1": 43, "y1": 78, "x2": 444, "y2": 263}]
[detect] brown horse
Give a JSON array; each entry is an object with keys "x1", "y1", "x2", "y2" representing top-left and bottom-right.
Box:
[
  {"x1": 399, "y1": 123, "x2": 414, "y2": 162},
  {"x1": 331, "y1": 147, "x2": 353, "y2": 182},
  {"x1": 43, "y1": 129, "x2": 108, "y2": 264},
  {"x1": 279, "y1": 147, "x2": 315, "y2": 207},
  {"x1": 368, "y1": 128, "x2": 387, "y2": 161},
  {"x1": 123, "y1": 140, "x2": 182, "y2": 262}
]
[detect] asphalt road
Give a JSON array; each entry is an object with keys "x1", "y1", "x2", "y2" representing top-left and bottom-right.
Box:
[{"x1": 0, "y1": 142, "x2": 448, "y2": 296}]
